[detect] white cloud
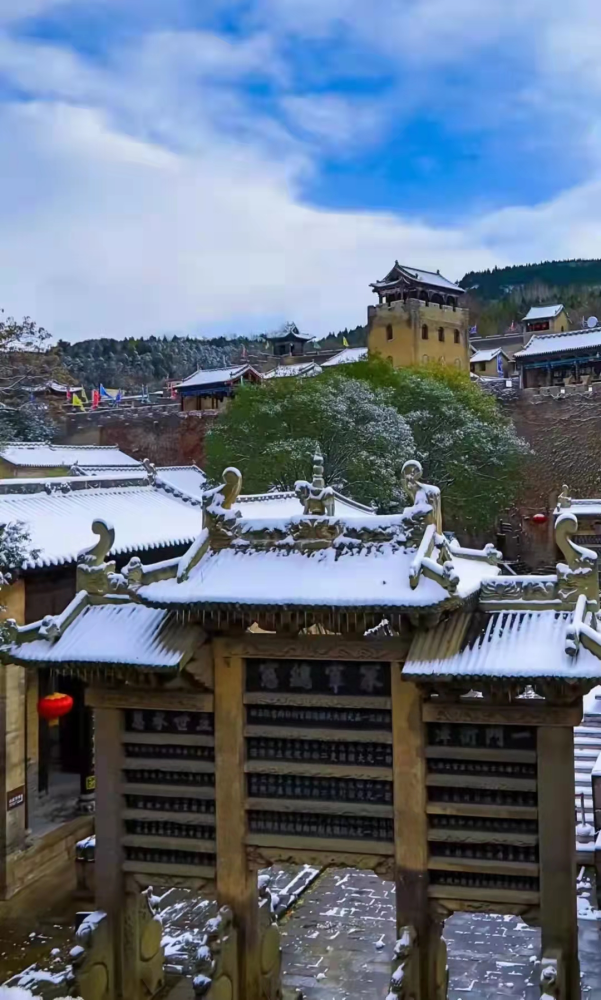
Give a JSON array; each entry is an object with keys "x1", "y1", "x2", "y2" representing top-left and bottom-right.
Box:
[
  {"x1": 1, "y1": 1, "x2": 601, "y2": 341},
  {"x1": 280, "y1": 93, "x2": 386, "y2": 149},
  {"x1": 3, "y1": 92, "x2": 601, "y2": 343},
  {"x1": 0, "y1": 99, "x2": 502, "y2": 341}
]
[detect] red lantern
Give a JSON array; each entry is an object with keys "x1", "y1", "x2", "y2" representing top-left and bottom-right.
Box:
[
  {"x1": 531, "y1": 513, "x2": 548, "y2": 525},
  {"x1": 38, "y1": 692, "x2": 74, "y2": 727}
]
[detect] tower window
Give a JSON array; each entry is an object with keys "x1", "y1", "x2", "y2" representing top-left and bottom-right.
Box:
[
  {"x1": 454, "y1": 358, "x2": 461, "y2": 368},
  {"x1": 422, "y1": 355, "x2": 429, "y2": 363},
  {"x1": 421, "y1": 324, "x2": 429, "y2": 340},
  {"x1": 386, "y1": 324, "x2": 393, "y2": 341},
  {"x1": 454, "y1": 329, "x2": 460, "y2": 344},
  {"x1": 438, "y1": 327, "x2": 445, "y2": 342}
]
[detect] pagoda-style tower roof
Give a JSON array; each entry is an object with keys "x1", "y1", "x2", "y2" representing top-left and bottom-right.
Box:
[
  {"x1": 370, "y1": 262, "x2": 465, "y2": 303},
  {"x1": 264, "y1": 322, "x2": 314, "y2": 345}
]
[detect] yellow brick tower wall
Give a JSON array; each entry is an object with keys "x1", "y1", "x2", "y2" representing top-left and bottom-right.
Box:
[{"x1": 367, "y1": 299, "x2": 470, "y2": 371}]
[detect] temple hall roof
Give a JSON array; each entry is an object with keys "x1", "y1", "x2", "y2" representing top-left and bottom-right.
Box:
[
  {"x1": 404, "y1": 610, "x2": 601, "y2": 683},
  {"x1": 469, "y1": 348, "x2": 506, "y2": 364},
  {"x1": 263, "y1": 362, "x2": 322, "y2": 379},
  {"x1": 132, "y1": 458, "x2": 501, "y2": 620},
  {"x1": 156, "y1": 465, "x2": 207, "y2": 498},
  {"x1": 7, "y1": 456, "x2": 601, "y2": 694},
  {"x1": 322, "y1": 348, "x2": 368, "y2": 366},
  {"x1": 137, "y1": 536, "x2": 498, "y2": 613},
  {"x1": 7, "y1": 599, "x2": 201, "y2": 672},
  {"x1": 175, "y1": 364, "x2": 261, "y2": 391},
  {"x1": 515, "y1": 326, "x2": 601, "y2": 359},
  {"x1": 522, "y1": 304, "x2": 565, "y2": 322},
  {"x1": 231, "y1": 489, "x2": 372, "y2": 520},
  {"x1": 0, "y1": 474, "x2": 202, "y2": 568},
  {"x1": 0, "y1": 443, "x2": 142, "y2": 469}
]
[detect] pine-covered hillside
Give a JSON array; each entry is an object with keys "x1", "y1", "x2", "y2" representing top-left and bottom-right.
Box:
[
  {"x1": 460, "y1": 259, "x2": 601, "y2": 300},
  {"x1": 56, "y1": 325, "x2": 367, "y2": 392},
  {"x1": 460, "y1": 258, "x2": 601, "y2": 338}
]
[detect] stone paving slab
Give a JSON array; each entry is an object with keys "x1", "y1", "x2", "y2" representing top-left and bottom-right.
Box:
[{"x1": 281, "y1": 869, "x2": 601, "y2": 999}]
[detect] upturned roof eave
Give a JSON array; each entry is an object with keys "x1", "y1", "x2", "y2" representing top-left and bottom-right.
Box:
[
  {"x1": 134, "y1": 591, "x2": 472, "y2": 617},
  {"x1": 6, "y1": 651, "x2": 183, "y2": 674}
]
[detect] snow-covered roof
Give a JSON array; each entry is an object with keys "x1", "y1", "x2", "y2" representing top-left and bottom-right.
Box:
[
  {"x1": 138, "y1": 533, "x2": 497, "y2": 612},
  {"x1": 555, "y1": 499, "x2": 601, "y2": 518},
  {"x1": 404, "y1": 610, "x2": 601, "y2": 682},
  {"x1": 265, "y1": 326, "x2": 314, "y2": 342},
  {"x1": 515, "y1": 327, "x2": 601, "y2": 359},
  {"x1": 469, "y1": 348, "x2": 504, "y2": 364},
  {"x1": 157, "y1": 465, "x2": 207, "y2": 498},
  {"x1": 321, "y1": 348, "x2": 368, "y2": 367},
  {"x1": 46, "y1": 380, "x2": 83, "y2": 394},
  {"x1": 0, "y1": 444, "x2": 141, "y2": 468},
  {"x1": 175, "y1": 365, "x2": 261, "y2": 390},
  {"x1": 232, "y1": 490, "x2": 372, "y2": 520},
  {"x1": 0, "y1": 480, "x2": 202, "y2": 568},
  {"x1": 372, "y1": 263, "x2": 463, "y2": 294},
  {"x1": 9, "y1": 602, "x2": 201, "y2": 670},
  {"x1": 75, "y1": 465, "x2": 148, "y2": 478},
  {"x1": 522, "y1": 304, "x2": 565, "y2": 322},
  {"x1": 263, "y1": 362, "x2": 321, "y2": 379},
  {"x1": 122, "y1": 459, "x2": 500, "y2": 618},
  {"x1": 10, "y1": 459, "x2": 601, "y2": 693}
]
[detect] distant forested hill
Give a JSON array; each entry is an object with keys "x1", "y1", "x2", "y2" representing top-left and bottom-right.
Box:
[
  {"x1": 460, "y1": 259, "x2": 601, "y2": 300},
  {"x1": 57, "y1": 325, "x2": 367, "y2": 391},
  {"x1": 460, "y1": 259, "x2": 601, "y2": 338},
  {"x1": 57, "y1": 335, "x2": 241, "y2": 391}
]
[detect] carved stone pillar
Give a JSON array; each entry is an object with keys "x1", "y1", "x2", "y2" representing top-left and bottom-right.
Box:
[{"x1": 121, "y1": 887, "x2": 164, "y2": 1000}]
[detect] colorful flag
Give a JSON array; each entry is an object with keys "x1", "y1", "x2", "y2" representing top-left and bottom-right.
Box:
[
  {"x1": 469, "y1": 325, "x2": 478, "y2": 335},
  {"x1": 342, "y1": 336, "x2": 349, "y2": 347},
  {"x1": 80, "y1": 387, "x2": 89, "y2": 403},
  {"x1": 71, "y1": 393, "x2": 84, "y2": 410},
  {"x1": 91, "y1": 389, "x2": 100, "y2": 409}
]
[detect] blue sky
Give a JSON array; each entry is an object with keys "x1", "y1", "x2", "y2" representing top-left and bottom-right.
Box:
[{"x1": 0, "y1": 0, "x2": 600, "y2": 340}]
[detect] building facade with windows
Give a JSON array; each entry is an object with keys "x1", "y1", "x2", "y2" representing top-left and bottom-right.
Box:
[
  {"x1": 469, "y1": 347, "x2": 513, "y2": 377},
  {"x1": 367, "y1": 262, "x2": 470, "y2": 371},
  {"x1": 522, "y1": 304, "x2": 569, "y2": 336}
]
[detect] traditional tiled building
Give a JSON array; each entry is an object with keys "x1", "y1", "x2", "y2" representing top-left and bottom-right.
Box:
[
  {"x1": 175, "y1": 364, "x2": 263, "y2": 412},
  {"x1": 515, "y1": 325, "x2": 601, "y2": 388},
  {"x1": 522, "y1": 304, "x2": 569, "y2": 336},
  {"x1": 0, "y1": 443, "x2": 142, "y2": 479},
  {"x1": 469, "y1": 346, "x2": 513, "y2": 377},
  {"x1": 3, "y1": 451, "x2": 598, "y2": 998},
  {"x1": 368, "y1": 263, "x2": 470, "y2": 371},
  {"x1": 0, "y1": 467, "x2": 204, "y2": 899}
]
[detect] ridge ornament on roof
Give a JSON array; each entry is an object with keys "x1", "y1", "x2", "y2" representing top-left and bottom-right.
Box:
[{"x1": 295, "y1": 446, "x2": 335, "y2": 516}]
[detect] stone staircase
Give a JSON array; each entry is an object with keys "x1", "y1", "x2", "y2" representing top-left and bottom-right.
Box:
[
  {"x1": 574, "y1": 704, "x2": 601, "y2": 864},
  {"x1": 574, "y1": 723, "x2": 601, "y2": 827}
]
